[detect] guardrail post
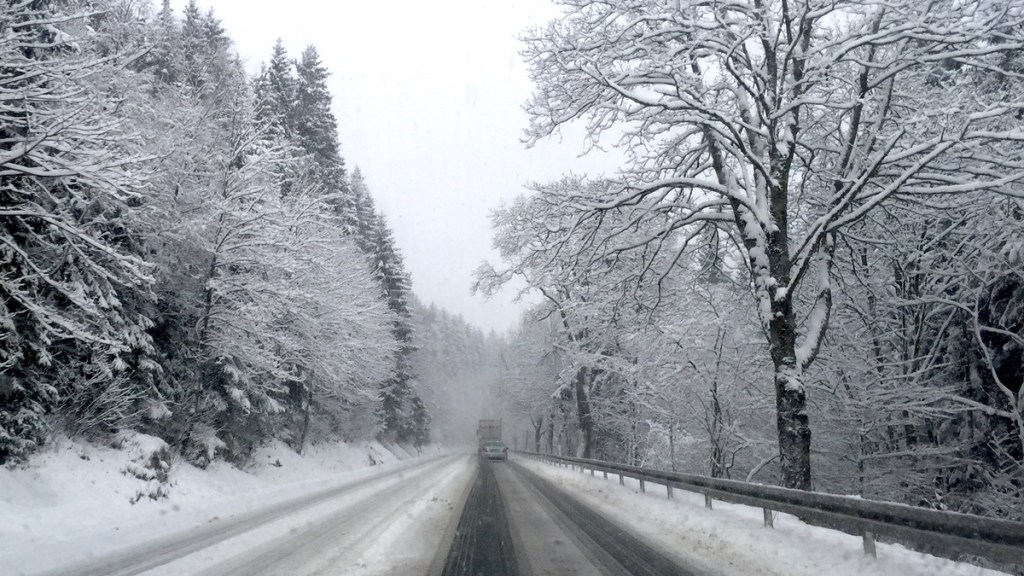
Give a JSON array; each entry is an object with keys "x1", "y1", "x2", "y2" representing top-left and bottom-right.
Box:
[
  {"x1": 704, "y1": 494, "x2": 713, "y2": 510},
  {"x1": 639, "y1": 479, "x2": 646, "y2": 492},
  {"x1": 667, "y1": 484, "x2": 673, "y2": 499},
  {"x1": 603, "y1": 470, "x2": 608, "y2": 480},
  {"x1": 863, "y1": 531, "x2": 877, "y2": 558},
  {"x1": 590, "y1": 468, "x2": 595, "y2": 476},
  {"x1": 619, "y1": 473, "x2": 624, "y2": 485},
  {"x1": 763, "y1": 508, "x2": 774, "y2": 528}
]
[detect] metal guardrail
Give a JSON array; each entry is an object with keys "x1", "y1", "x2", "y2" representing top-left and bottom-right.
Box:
[{"x1": 517, "y1": 451, "x2": 1024, "y2": 567}]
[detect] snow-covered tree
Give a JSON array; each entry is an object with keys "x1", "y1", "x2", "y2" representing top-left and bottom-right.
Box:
[
  {"x1": 0, "y1": 0, "x2": 155, "y2": 463},
  {"x1": 477, "y1": 178, "x2": 668, "y2": 458},
  {"x1": 294, "y1": 46, "x2": 346, "y2": 183},
  {"x1": 522, "y1": 0, "x2": 1024, "y2": 490},
  {"x1": 410, "y1": 299, "x2": 501, "y2": 446},
  {"x1": 0, "y1": 0, "x2": 435, "y2": 466},
  {"x1": 371, "y1": 214, "x2": 421, "y2": 442},
  {"x1": 811, "y1": 195, "x2": 1024, "y2": 517}
]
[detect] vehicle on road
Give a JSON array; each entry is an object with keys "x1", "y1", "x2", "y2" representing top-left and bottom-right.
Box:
[
  {"x1": 477, "y1": 419, "x2": 502, "y2": 450},
  {"x1": 481, "y1": 440, "x2": 508, "y2": 461}
]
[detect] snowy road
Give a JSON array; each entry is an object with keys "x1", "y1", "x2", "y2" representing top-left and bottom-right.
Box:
[
  {"x1": 31, "y1": 453, "x2": 698, "y2": 576},
  {"x1": 35, "y1": 454, "x2": 475, "y2": 576},
  {"x1": 23, "y1": 453, "x2": 995, "y2": 576},
  {"x1": 439, "y1": 458, "x2": 697, "y2": 576}
]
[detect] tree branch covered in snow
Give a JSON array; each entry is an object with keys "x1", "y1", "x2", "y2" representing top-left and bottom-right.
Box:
[
  {"x1": 512, "y1": 0, "x2": 1024, "y2": 491},
  {"x1": 0, "y1": 0, "x2": 431, "y2": 465}
]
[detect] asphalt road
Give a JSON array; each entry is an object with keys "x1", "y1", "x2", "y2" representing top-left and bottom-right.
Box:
[
  {"x1": 439, "y1": 456, "x2": 519, "y2": 576},
  {"x1": 440, "y1": 457, "x2": 697, "y2": 576}
]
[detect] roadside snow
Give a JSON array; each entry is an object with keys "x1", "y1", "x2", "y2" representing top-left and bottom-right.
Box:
[
  {"x1": 139, "y1": 455, "x2": 471, "y2": 576},
  {"x1": 516, "y1": 457, "x2": 1010, "y2": 576},
  {"x1": 343, "y1": 456, "x2": 473, "y2": 575},
  {"x1": 0, "y1": 435, "x2": 433, "y2": 575}
]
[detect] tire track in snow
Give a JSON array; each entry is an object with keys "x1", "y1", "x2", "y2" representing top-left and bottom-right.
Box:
[
  {"x1": 194, "y1": 454, "x2": 472, "y2": 575},
  {"x1": 440, "y1": 457, "x2": 519, "y2": 576},
  {"x1": 36, "y1": 454, "x2": 455, "y2": 576},
  {"x1": 510, "y1": 460, "x2": 696, "y2": 576}
]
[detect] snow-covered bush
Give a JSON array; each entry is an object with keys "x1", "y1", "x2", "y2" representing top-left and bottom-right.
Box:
[{"x1": 113, "y1": 432, "x2": 172, "y2": 502}]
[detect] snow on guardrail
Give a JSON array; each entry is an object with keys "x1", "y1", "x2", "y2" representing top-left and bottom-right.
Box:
[{"x1": 518, "y1": 451, "x2": 1024, "y2": 569}]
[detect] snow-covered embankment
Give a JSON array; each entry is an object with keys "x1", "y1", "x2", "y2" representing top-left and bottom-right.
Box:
[{"x1": 0, "y1": 434, "x2": 432, "y2": 574}]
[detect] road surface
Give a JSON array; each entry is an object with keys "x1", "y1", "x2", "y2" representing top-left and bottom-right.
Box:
[
  {"x1": 30, "y1": 454, "x2": 698, "y2": 576},
  {"x1": 441, "y1": 458, "x2": 695, "y2": 576}
]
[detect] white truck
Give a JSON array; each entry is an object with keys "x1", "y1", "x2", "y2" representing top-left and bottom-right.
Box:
[{"x1": 476, "y1": 419, "x2": 502, "y2": 449}]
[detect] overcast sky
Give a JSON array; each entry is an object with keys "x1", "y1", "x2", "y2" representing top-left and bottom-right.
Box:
[{"x1": 171, "y1": 0, "x2": 622, "y2": 333}]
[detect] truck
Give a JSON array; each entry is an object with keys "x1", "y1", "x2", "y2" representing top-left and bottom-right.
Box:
[{"x1": 476, "y1": 419, "x2": 502, "y2": 450}]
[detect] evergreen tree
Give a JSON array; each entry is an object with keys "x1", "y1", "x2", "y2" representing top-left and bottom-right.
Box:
[
  {"x1": 0, "y1": 0, "x2": 154, "y2": 463},
  {"x1": 369, "y1": 213, "x2": 427, "y2": 442},
  {"x1": 149, "y1": 0, "x2": 179, "y2": 85},
  {"x1": 0, "y1": 1, "x2": 434, "y2": 466},
  {"x1": 294, "y1": 45, "x2": 353, "y2": 223},
  {"x1": 178, "y1": 0, "x2": 204, "y2": 91},
  {"x1": 294, "y1": 46, "x2": 344, "y2": 178},
  {"x1": 350, "y1": 168, "x2": 380, "y2": 252},
  {"x1": 257, "y1": 39, "x2": 296, "y2": 140}
]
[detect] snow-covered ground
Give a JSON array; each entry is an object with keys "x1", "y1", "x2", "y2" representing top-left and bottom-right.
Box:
[
  {"x1": 0, "y1": 434, "x2": 439, "y2": 575},
  {"x1": 516, "y1": 456, "x2": 1010, "y2": 576}
]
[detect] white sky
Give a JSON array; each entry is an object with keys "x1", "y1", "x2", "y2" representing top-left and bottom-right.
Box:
[{"x1": 171, "y1": 0, "x2": 622, "y2": 333}]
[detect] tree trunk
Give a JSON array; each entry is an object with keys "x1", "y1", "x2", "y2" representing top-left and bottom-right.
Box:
[
  {"x1": 574, "y1": 365, "x2": 593, "y2": 458},
  {"x1": 532, "y1": 415, "x2": 544, "y2": 453},
  {"x1": 546, "y1": 416, "x2": 555, "y2": 454},
  {"x1": 668, "y1": 422, "x2": 676, "y2": 472},
  {"x1": 296, "y1": 387, "x2": 312, "y2": 456},
  {"x1": 713, "y1": 123, "x2": 815, "y2": 489},
  {"x1": 769, "y1": 294, "x2": 812, "y2": 490},
  {"x1": 763, "y1": 173, "x2": 813, "y2": 490},
  {"x1": 710, "y1": 376, "x2": 724, "y2": 478}
]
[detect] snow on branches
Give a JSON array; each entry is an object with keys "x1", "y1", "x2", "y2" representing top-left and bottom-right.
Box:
[{"x1": 519, "y1": 0, "x2": 1024, "y2": 489}]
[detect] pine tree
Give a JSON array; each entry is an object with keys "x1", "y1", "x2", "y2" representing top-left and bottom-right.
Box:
[
  {"x1": 294, "y1": 46, "x2": 344, "y2": 178},
  {"x1": 369, "y1": 213, "x2": 427, "y2": 442},
  {"x1": 344, "y1": 171, "x2": 432, "y2": 443},
  {"x1": 294, "y1": 45, "x2": 352, "y2": 223},
  {"x1": 202, "y1": 8, "x2": 228, "y2": 53},
  {"x1": 408, "y1": 393, "x2": 432, "y2": 448},
  {"x1": 149, "y1": 0, "x2": 179, "y2": 85},
  {"x1": 350, "y1": 168, "x2": 379, "y2": 251},
  {"x1": 0, "y1": 0, "x2": 154, "y2": 463},
  {"x1": 257, "y1": 39, "x2": 296, "y2": 140},
  {"x1": 178, "y1": 0, "x2": 204, "y2": 91}
]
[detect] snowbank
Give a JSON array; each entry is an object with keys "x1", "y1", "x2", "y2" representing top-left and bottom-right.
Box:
[
  {"x1": 0, "y1": 435, "x2": 430, "y2": 574},
  {"x1": 517, "y1": 457, "x2": 1010, "y2": 576}
]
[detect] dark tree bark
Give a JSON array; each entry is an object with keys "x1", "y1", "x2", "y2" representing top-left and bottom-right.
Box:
[{"x1": 573, "y1": 366, "x2": 593, "y2": 458}]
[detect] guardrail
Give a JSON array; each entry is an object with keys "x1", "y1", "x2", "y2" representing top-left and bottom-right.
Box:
[{"x1": 516, "y1": 451, "x2": 1024, "y2": 567}]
